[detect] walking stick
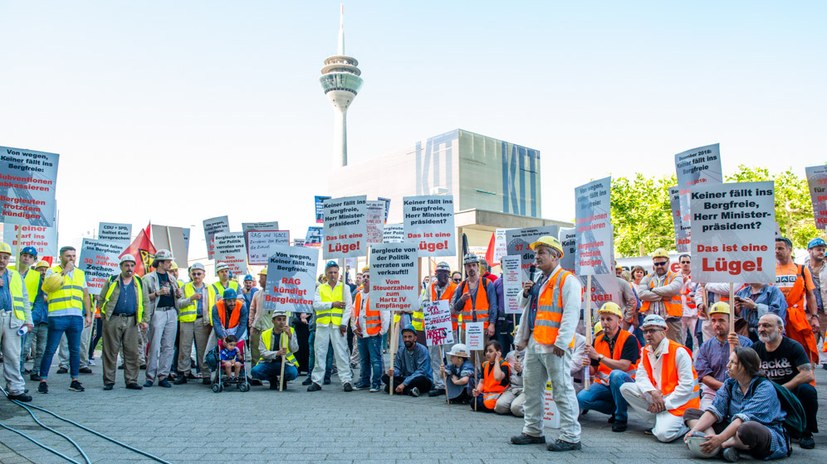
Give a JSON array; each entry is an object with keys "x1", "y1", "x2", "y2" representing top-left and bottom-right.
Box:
[
  {"x1": 279, "y1": 331, "x2": 286, "y2": 391},
  {"x1": 583, "y1": 275, "x2": 592, "y2": 390},
  {"x1": 728, "y1": 282, "x2": 735, "y2": 348},
  {"x1": 440, "y1": 346, "x2": 450, "y2": 405},
  {"x1": 389, "y1": 318, "x2": 398, "y2": 396}
]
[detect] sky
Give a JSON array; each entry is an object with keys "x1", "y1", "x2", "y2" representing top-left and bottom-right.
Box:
[{"x1": 1, "y1": 0, "x2": 825, "y2": 261}]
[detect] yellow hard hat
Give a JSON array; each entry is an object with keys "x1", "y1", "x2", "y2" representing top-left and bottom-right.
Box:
[
  {"x1": 35, "y1": 260, "x2": 50, "y2": 269},
  {"x1": 42, "y1": 274, "x2": 64, "y2": 293},
  {"x1": 0, "y1": 242, "x2": 11, "y2": 255},
  {"x1": 529, "y1": 236, "x2": 564, "y2": 257},
  {"x1": 170, "y1": 261, "x2": 179, "y2": 271},
  {"x1": 598, "y1": 302, "x2": 623, "y2": 318},
  {"x1": 361, "y1": 266, "x2": 369, "y2": 273},
  {"x1": 594, "y1": 322, "x2": 603, "y2": 335},
  {"x1": 651, "y1": 248, "x2": 669, "y2": 259},
  {"x1": 709, "y1": 302, "x2": 730, "y2": 316},
  {"x1": 258, "y1": 268, "x2": 267, "y2": 276}
]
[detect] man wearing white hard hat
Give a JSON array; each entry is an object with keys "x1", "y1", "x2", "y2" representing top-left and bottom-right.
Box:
[
  {"x1": 212, "y1": 262, "x2": 242, "y2": 304},
  {"x1": 174, "y1": 262, "x2": 217, "y2": 384},
  {"x1": 142, "y1": 249, "x2": 180, "y2": 388},
  {"x1": 97, "y1": 254, "x2": 149, "y2": 390},
  {"x1": 619, "y1": 314, "x2": 699, "y2": 442},
  {"x1": 0, "y1": 242, "x2": 33, "y2": 401},
  {"x1": 420, "y1": 261, "x2": 458, "y2": 397},
  {"x1": 510, "y1": 236, "x2": 583, "y2": 452},
  {"x1": 252, "y1": 310, "x2": 300, "y2": 389}
]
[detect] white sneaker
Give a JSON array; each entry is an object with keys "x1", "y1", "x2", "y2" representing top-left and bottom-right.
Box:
[
  {"x1": 88, "y1": 359, "x2": 96, "y2": 366},
  {"x1": 369, "y1": 387, "x2": 380, "y2": 393}
]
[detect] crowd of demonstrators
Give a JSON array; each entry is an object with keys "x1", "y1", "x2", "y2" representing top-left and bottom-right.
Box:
[{"x1": 4, "y1": 232, "x2": 825, "y2": 460}]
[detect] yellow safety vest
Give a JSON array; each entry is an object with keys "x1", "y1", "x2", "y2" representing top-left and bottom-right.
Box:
[
  {"x1": 22, "y1": 269, "x2": 41, "y2": 304},
  {"x1": 212, "y1": 280, "x2": 240, "y2": 299},
  {"x1": 394, "y1": 310, "x2": 425, "y2": 331},
  {"x1": 260, "y1": 327, "x2": 298, "y2": 367},
  {"x1": 45, "y1": 266, "x2": 86, "y2": 317},
  {"x1": 180, "y1": 283, "x2": 216, "y2": 323},
  {"x1": 317, "y1": 282, "x2": 345, "y2": 326},
  {"x1": 101, "y1": 275, "x2": 144, "y2": 323},
  {"x1": 5, "y1": 270, "x2": 28, "y2": 321}
]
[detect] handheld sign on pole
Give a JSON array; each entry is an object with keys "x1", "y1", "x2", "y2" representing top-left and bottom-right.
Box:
[
  {"x1": 423, "y1": 300, "x2": 454, "y2": 347},
  {"x1": 505, "y1": 226, "x2": 561, "y2": 280},
  {"x1": 369, "y1": 244, "x2": 419, "y2": 313},
  {"x1": 214, "y1": 232, "x2": 248, "y2": 275},
  {"x1": 263, "y1": 246, "x2": 318, "y2": 314},
  {"x1": 323, "y1": 196, "x2": 368, "y2": 259},
  {"x1": 79, "y1": 239, "x2": 122, "y2": 296},
  {"x1": 98, "y1": 222, "x2": 132, "y2": 250},
  {"x1": 465, "y1": 322, "x2": 485, "y2": 351},
  {"x1": 501, "y1": 255, "x2": 523, "y2": 315},
  {"x1": 669, "y1": 187, "x2": 691, "y2": 253},
  {"x1": 0, "y1": 146, "x2": 59, "y2": 227},
  {"x1": 279, "y1": 332, "x2": 286, "y2": 392},
  {"x1": 203, "y1": 216, "x2": 230, "y2": 260},
  {"x1": 246, "y1": 230, "x2": 290, "y2": 265},
  {"x1": 805, "y1": 165, "x2": 827, "y2": 229},
  {"x1": 675, "y1": 144, "x2": 723, "y2": 246},
  {"x1": 403, "y1": 195, "x2": 456, "y2": 257}
]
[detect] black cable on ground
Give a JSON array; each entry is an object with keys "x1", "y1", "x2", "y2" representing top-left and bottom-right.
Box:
[{"x1": 0, "y1": 421, "x2": 82, "y2": 464}]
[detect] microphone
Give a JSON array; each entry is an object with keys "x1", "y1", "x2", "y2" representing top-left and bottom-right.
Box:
[{"x1": 528, "y1": 265, "x2": 536, "y2": 281}]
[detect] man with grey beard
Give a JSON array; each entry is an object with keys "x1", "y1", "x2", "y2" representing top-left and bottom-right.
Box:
[{"x1": 751, "y1": 314, "x2": 818, "y2": 450}]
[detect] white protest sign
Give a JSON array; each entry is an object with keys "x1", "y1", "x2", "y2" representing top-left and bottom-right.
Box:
[
  {"x1": 263, "y1": 245, "x2": 318, "y2": 313},
  {"x1": 214, "y1": 232, "x2": 248, "y2": 275},
  {"x1": 246, "y1": 230, "x2": 290, "y2": 265},
  {"x1": 501, "y1": 255, "x2": 523, "y2": 315},
  {"x1": 305, "y1": 226, "x2": 323, "y2": 248},
  {"x1": 423, "y1": 300, "x2": 454, "y2": 347},
  {"x1": 465, "y1": 322, "x2": 485, "y2": 350},
  {"x1": 543, "y1": 381, "x2": 561, "y2": 429},
  {"x1": 3, "y1": 224, "x2": 57, "y2": 257},
  {"x1": 151, "y1": 225, "x2": 189, "y2": 268},
  {"x1": 323, "y1": 196, "x2": 367, "y2": 258},
  {"x1": 580, "y1": 274, "x2": 622, "y2": 313},
  {"x1": 690, "y1": 182, "x2": 775, "y2": 284},
  {"x1": 492, "y1": 228, "x2": 511, "y2": 265},
  {"x1": 366, "y1": 200, "x2": 386, "y2": 245},
  {"x1": 675, "y1": 144, "x2": 723, "y2": 241},
  {"x1": 98, "y1": 222, "x2": 132, "y2": 250},
  {"x1": 574, "y1": 177, "x2": 614, "y2": 276},
  {"x1": 0, "y1": 146, "x2": 59, "y2": 227},
  {"x1": 403, "y1": 195, "x2": 455, "y2": 256},
  {"x1": 79, "y1": 239, "x2": 122, "y2": 295},
  {"x1": 669, "y1": 186, "x2": 691, "y2": 252},
  {"x1": 505, "y1": 226, "x2": 560, "y2": 280},
  {"x1": 805, "y1": 165, "x2": 827, "y2": 229},
  {"x1": 203, "y1": 216, "x2": 230, "y2": 260},
  {"x1": 369, "y1": 243, "x2": 419, "y2": 312},
  {"x1": 558, "y1": 227, "x2": 576, "y2": 273},
  {"x1": 382, "y1": 223, "x2": 404, "y2": 243},
  {"x1": 242, "y1": 221, "x2": 279, "y2": 248}
]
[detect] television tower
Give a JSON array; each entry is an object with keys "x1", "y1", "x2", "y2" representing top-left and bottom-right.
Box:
[{"x1": 320, "y1": 4, "x2": 362, "y2": 167}]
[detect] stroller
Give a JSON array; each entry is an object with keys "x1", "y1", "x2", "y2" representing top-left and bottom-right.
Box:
[{"x1": 206, "y1": 337, "x2": 251, "y2": 393}]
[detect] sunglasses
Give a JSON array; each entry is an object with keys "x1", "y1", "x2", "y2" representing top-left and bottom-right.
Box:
[
  {"x1": 653, "y1": 261, "x2": 668, "y2": 267},
  {"x1": 680, "y1": 261, "x2": 690, "y2": 264},
  {"x1": 192, "y1": 272, "x2": 204, "y2": 276},
  {"x1": 642, "y1": 328, "x2": 661, "y2": 334},
  {"x1": 452, "y1": 278, "x2": 462, "y2": 282}
]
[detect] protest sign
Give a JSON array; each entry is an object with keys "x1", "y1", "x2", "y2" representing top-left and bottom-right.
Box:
[
  {"x1": 690, "y1": 182, "x2": 775, "y2": 284},
  {"x1": 214, "y1": 232, "x2": 248, "y2": 275},
  {"x1": 0, "y1": 146, "x2": 59, "y2": 227},
  {"x1": 378, "y1": 197, "x2": 391, "y2": 223},
  {"x1": 366, "y1": 200, "x2": 386, "y2": 244},
  {"x1": 98, "y1": 222, "x2": 132, "y2": 250},
  {"x1": 305, "y1": 226, "x2": 323, "y2": 248},
  {"x1": 323, "y1": 196, "x2": 367, "y2": 259},
  {"x1": 203, "y1": 216, "x2": 229, "y2": 260},
  {"x1": 501, "y1": 255, "x2": 523, "y2": 315},
  {"x1": 574, "y1": 177, "x2": 613, "y2": 276},
  {"x1": 558, "y1": 227, "x2": 576, "y2": 273},
  {"x1": 675, "y1": 144, "x2": 723, "y2": 240},
  {"x1": 492, "y1": 228, "x2": 511, "y2": 266},
  {"x1": 369, "y1": 243, "x2": 419, "y2": 312},
  {"x1": 505, "y1": 226, "x2": 561, "y2": 280},
  {"x1": 246, "y1": 229, "x2": 290, "y2": 265},
  {"x1": 382, "y1": 223, "x2": 404, "y2": 243},
  {"x1": 242, "y1": 221, "x2": 279, "y2": 248},
  {"x1": 669, "y1": 187, "x2": 690, "y2": 252},
  {"x1": 151, "y1": 224, "x2": 189, "y2": 267},
  {"x1": 79, "y1": 239, "x2": 121, "y2": 295},
  {"x1": 263, "y1": 245, "x2": 318, "y2": 313},
  {"x1": 543, "y1": 381, "x2": 561, "y2": 429},
  {"x1": 403, "y1": 195, "x2": 455, "y2": 256},
  {"x1": 805, "y1": 165, "x2": 827, "y2": 229},
  {"x1": 293, "y1": 238, "x2": 305, "y2": 247},
  {"x1": 3, "y1": 224, "x2": 57, "y2": 257},
  {"x1": 314, "y1": 195, "x2": 331, "y2": 223},
  {"x1": 465, "y1": 322, "x2": 485, "y2": 350},
  {"x1": 423, "y1": 300, "x2": 454, "y2": 347},
  {"x1": 580, "y1": 274, "x2": 622, "y2": 313}
]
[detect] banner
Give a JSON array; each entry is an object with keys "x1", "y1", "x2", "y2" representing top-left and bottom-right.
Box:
[
  {"x1": 323, "y1": 196, "x2": 367, "y2": 258},
  {"x1": 580, "y1": 274, "x2": 622, "y2": 313},
  {"x1": 805, "y1": 165, "x2": 827, "y2": 229},
  {"x1": 403, "y1": 195, "x2": 456, "y2": 256},
  {"x1": 98, "y1": 222, "x2": 132, "y2": 250},
  {"x1": 263, "y1": 245, "x2": 318, "y2": 313},
  {"x1": 668, "y1": 187, "x2": 690, "y2": 252},
  {"x1": 690, "y1": 182, "x2": 775, "y2": 284},
  {"x1": 382, "y1": 223, "x2": 404, "y2": 243},
  {"x1": 675, "y1": 144, "x2": 723, "y2": 240},
  {"x1": 558, "y1": 227, "x2": 576, "y2": 273},
  {"x1": 242, "y1": 221, "x2": 279, "y2": 248},
  {"x1": 305, "y1": 226, "x2": 323, "y2": 248},
  {"x1": 214, "y1": 232, "x2": 248, "y2": 275},
  {"x1": 501, "y1": 255, "x2": 523, "y2": 315},
  {"x1": 79, "y1": 239, "x2": 122, "y2": 295},
  {"x1": 119, "y1": 227, "x2": 155, "y2": 276},
  {"x1": 246, "y1": 230, "x2": 290, "y2": 265},
  {"x1": 505, "y1": 226, "x2": 561, "y2": 280},
  {"x1": 203, "y1": 216, "x2": 229, "y2": 260},
  {"x1": 574, "y1": 177, "x2": 613, "y2": 276},
  {"x1": 369, "y1": 243, "x2": 419, "y2": 312},
  {"x1": 492, "y1": 228, "x2": 510, "y2": 266},
  {"x1": 465, "y1": 322, "x2": 485, "y2": 350},
  {"x1": 423, "y1": 300, "x2": 454, "y2": 347},
  {"x1": 0, "y1": 146, "x2": 59, "y2": 227},
  {"x1": 151, "y1": 224, "x2": 190, "y2": 268},
  {"x1": 314, "y1": 195, "x2": 331, "y2": 223},
  {"x1": 366, "y1": 200, "x2": 386, "y2": 245},
  {"x1": 3, "y1": 224, "x2": 57, "y2": 257}
]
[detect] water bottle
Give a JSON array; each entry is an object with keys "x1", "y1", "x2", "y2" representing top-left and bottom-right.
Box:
[{"x1": 17, "y1": 325, "x2": 29, "y2": 336}]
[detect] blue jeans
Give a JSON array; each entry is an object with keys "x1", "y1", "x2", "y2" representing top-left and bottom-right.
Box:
[
  {"x1": 576, "y1": 370, "x2": 633, "y2": 422},
  {"x1": 251, "y1": 361, "x2": 298, "y2": 384},
  {"x1": 40, "y1": 315, "x2": 83, "y2": 379},
  {"x1": 307, "y1": 330, "x2": 334, "y2": 380},
  {"x1": 357, "y1": 335, "x2": 384, "y2": 389}
]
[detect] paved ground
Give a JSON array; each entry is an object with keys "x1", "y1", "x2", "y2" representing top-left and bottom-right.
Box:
[{"x1": 1, "y1": 357, "x2": 826, "y2": 464}]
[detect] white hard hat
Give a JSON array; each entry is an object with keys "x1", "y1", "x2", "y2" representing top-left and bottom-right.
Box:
[
  {"x1": 215, "y1": 262, "x2": 229, "y2": 273},
  {"x1": 119, "y1": 254, "x2": 136, "y2": 265},
  {"x1": 685, "y1": 433, "x2": 720, "y2": 458},
  {"x1": 154, "y1": 249, "x2": 174, "y2": 261},
  {"x1": 190, "y1": 262, "x2": 205, "y2": 272}
]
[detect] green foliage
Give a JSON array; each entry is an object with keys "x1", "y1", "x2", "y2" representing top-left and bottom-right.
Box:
[{"x1": 611, "y1": 166, "x2": 818, "y2": 256}]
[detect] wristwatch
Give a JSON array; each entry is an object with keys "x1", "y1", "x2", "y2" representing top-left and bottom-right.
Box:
[{"x1": 598, "y1": 354, "x2": 605, "y2": 363}]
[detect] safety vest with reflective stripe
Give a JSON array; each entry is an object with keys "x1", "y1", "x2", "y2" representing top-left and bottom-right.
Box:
[
  {"x1": 212, "y1": 280, "x2": 240, "y2": 299},
  {"x1": 481, "y1": 360, "x2": 510, "y2": 409},
  {"x1": 215, "y1": 299, "x2": 242, "y2": 331},
  {"x1": 180, "y1": 283, "x2": 217, "y2": 323},
  {"x1": 460, "y1": 278, "x2": 490, "y2": 330},
  {"x1": 5, "y1": 270, "x2": 28, "y2": 321},
  {"x1": 640, "y1": 272, "x2": 683, "y2": 318},
  {"x1": 317, "y1": 282, "x2": 345, "y2": 326},
  {"x1": 641, "y1": 339, "x2": 700, "y2": 415},
  {"x1": 46, "y1": 266, "x2": 86, "y2": 316},
  {"x1": 354, "y1": 292, "x2": 382, "y2": 336},
  {"x1": 594, "y1": 329, "x2": 639, "y2": 385},
  {"x1": 22, "y1": 269, "x2": 41, "y2": 304},
  {"x1": 101, "y1": 275, "x2": 144, "y2": 323},
  {"x1": 260, "y1": 327, "x2": 299, "y2": 367},
  {"x1": 533, "y1": 268, "x2": 571, "y2": 345}
]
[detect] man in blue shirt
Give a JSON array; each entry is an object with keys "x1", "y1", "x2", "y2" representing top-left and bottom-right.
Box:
[{"x1": 382, "y1": 325, "x2": 432, "y2": 396}]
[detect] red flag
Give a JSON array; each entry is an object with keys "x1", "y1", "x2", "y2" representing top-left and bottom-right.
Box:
[
  {"x1": 484, "y1": 232, "x2": 497, "y2": 266},
  {"x1": 120, "y1": 227, "x2": 156, "y2": 277},
  {"x1": 144, "y1": 222, "x2": 152, "y2": 241}
]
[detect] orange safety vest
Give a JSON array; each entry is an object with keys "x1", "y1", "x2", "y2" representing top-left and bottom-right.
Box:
[
  {"x1": 460, "y1": 278, "x2": 490, "y2": 330},
  {"x1": 641, "y1": 339, "x2": 700, "y2": 415},
  {"x1": 481, "y1": 360, "x2": 510, "y2": 409},
  {"x1": 779, "y1": 264, "x2": 819, "y2": 364},
  {"x1": 431, "y1": 282, "x2": 458, "y2": 330},
  {"x1": 354, "y1": 292, "x2": 382, "y2": 337},
  {"x1": 640, "y1": 272, "x2": 683, "y2": 318},
  {"x1": 533, "y1": 268, "x2": 572, "y2": 346},
  {"x1": 216, "y1": 300, "x2": 242, "y2": 332},
  {"x1": 594, "y1": 329, "x2": 639, "y2": 385}
]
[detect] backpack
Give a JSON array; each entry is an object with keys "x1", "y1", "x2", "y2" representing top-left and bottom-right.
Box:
[{"x1": 727, "y1": 377, "x2": 806, "y2": 437}]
